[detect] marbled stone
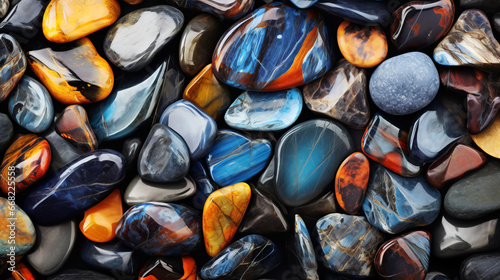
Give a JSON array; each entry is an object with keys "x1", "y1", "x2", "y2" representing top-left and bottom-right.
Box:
[
  {"x1": 206, "y1": 130, "x2": 271, "y2": 186},
  {"x1": 48, "y1": 269, "x2": 114, "y2": 280},
  {"x1": 189, "y1": 160, "x2": 218, "y2": 210},
  {"x1": 225, "y1": 88, "x2": 303, "y2": 131},
  {"x1": 28, "y1": 37, "x2": 113, "y2": 104},
  {"x1": 55, "y1": 105, "x2": 98, "y2": 153},
  {"x1": 8, "y1": 76, "x2": 53, "y2": 133},
  {"x1": 460, "y1": 253, "x2": 500, "y2": 280},
  {"x1": 369, "y1": 52, "x2": 439, "y2": 115},
  {"x1": 292, "y1": 191, "x2": 338, "y2": 221},
  {"x1": 314, "y1": 213, "x2": 384, "y2": 277},
  {"x1": 200, "y1": 234, "x2": 281, "y2": 280},
  {"x1": 335, "y1": 152, "x2": 369, "y2": 215},
  {"x1": 116, "y1": 202, "x2": 201, "y2": 256},
  {"x1": 42, "y1": 0, "x2": 120, "y2": 43},
  {"x1": 374, "y1": 231, "x2": 431, "y2": 280},
  {"x1": 391, "y1": 0, "x2": 454, "y2": 51},
  {"x1": 337, "y1": 20, "x2": 387, "y2": 68},
  {"x1": 80, "y1": 240, "x2": 142, "y2": 276},
  {"x1": 22, "y1": 149, "x2": 125, "y2": 225},
  {"x1": 459, "y1": 0, "x2": 500, "y2": 12},
  {"x1": 138, "y1": 256, "x2": 198, "y2": 280},
  {"x1": 138, "y1": 123, "x2": 190, "y2": 183},
  {"x1": 434, "y1": 10, "x2": 500, "y2": 69},
  {"x1": 124, "y1": 175, "x2": 196, "y2": 205},
  {"x1": 0, "y1": 0, "x2": 47, "y2": 39},
  {"x1": 0, "y1": 134, "x2": 51, "y2": 194},
  {"x1": 179, "y1": 14, "x2": 223, "y2": 76},
  {"x1": 0, "y1": 34, "x2": 26, "y2": 102},
  {"x1": 289, "y1": 214, "x2": 319, "y2": 280},
  {"x1": 0, "y1": 113, "x2": 13, "y2": 153},
  {"x1": 42, "y1": 128, "x2": 82, "y2": 171},
  {"x1": 363, "y1": 164, "x2": 441, "y2": 234},
  {"x1": 212, "y1": 2, "x2": 334, "y2": 92},
  {"x1": 0, "y1": 198, "x2": 35, "y2": 257},
  {"x1": 471, "y1": 114, "x2": 500, "y2": 158},
  {"x1": 275, "y1": 119, "x2": 353, "y2": 207},
  {"x1": 27, "y1": 221, "x2": 76, "y2": 275},
  {"x1": 362, "y1": 113, "x2": 422, "y2": 177},
  {"x1": 160, "y1": 99, "x2": 217, "y2": 160},
  {"x1": 166, "y1": 0, "x2": 253, "y2": 20},
  {"x1": 203, "y1": 183, "x2": 251, "y2": 257},
  {"x1": 152, "y1": 55, "x2": 185, "y2": 123},
  {"x1": 315, "y1": 0, "x2": 391, "y2": 26},
  {"x1": 104, "y1": 5, "x2": 183, "y2": 72},
  {"x1": 426, "y1": 144, "x2": 487, "y2": 189}
]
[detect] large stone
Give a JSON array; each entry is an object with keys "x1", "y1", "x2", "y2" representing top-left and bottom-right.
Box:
[{"x1": 0, "y1": 0, "x2": 47, "y2": 39}]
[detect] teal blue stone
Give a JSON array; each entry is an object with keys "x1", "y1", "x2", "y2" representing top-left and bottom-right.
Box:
[
  {"x1": 206, "y1": 129, "x2": 272, "y2": 186},
  {"x1": 224, "y1": 88, "x2": 303, "y2": 131},
  {"x1": 274, "y1": 119, "x2": 353, "y2": 207}
]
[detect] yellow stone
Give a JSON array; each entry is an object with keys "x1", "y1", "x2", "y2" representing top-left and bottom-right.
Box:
[{"x1": 471, "y1": 114, "x2": 500, "y2": 158}]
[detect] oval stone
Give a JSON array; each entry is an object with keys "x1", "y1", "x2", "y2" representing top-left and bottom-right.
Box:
[
  {"x1": 55, "y1": 105, "x2": 98, "y2": 153},
  {"x1": 274, "y1": 119, "x2": 353, "y2": 207},
  {"x1": 0, "y1": 33, "x2": 26, "y2": 102},
  {"x1": 104, "y1": 5, "x2": 184, "y2": 72},
  {"x1": 0, "y1": 197, "x2": 35, "y2": 257},
  {"x1": 212, "y1": 2, "x2": 334, "y2": 92},
  {"x1": 124, "y1": 175, "x2": 196, "y2": 205},
  {"x1": 335, "y1": 152, "x2": 369, "y2": 215},
  {"x1": 115, "y1": 202, "x2": 202, "y2": 256},
  {"x1": 22, "y1": 149, "x2": 125, "y2": 225}
]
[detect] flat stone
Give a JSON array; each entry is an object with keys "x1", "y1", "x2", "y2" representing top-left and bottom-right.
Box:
[
  {"x1": 335, "y1": 152, "x2": 369, "y2": 215},
  {"x1": 0, "y1": 113, "x2": 13, "y2": 153},
  {"x1": 55, "y1": 105, "x2": 97, "y2": 153},
  {"x1": 471, "y1": 113, "x2": 500, "y2": 158},
  {"x1": 80, "y1": 240, "x2": 143, "y2": 276},
  {"x1": 166, "y1": 0, "x2": 253, "y2": 20},
  {"x1": 0, "y1": 198, "x2": 35, "y2": 257},
  {"x1": 0, "y1": 0, "x2": 47, "y2": 39},
  {"x1": 124, "y1": 175, "x2": 196, "y2": 205},
  {"x1": 138, "y1": 256, "x2": 198, "y2": 280},
  {"x1": 0, "y1": 34, "x2": 26, "y2": 102},
  {"x1": 189, "y1": 160, "x2": 218, "y2": 210},
  {"x1": 460, "y1": 253, "x2": 500, "y2": 280},
  {"x1": 289, "y1": 214, "x2": 319, "y2": 280},
  {"x1": 315, "y1": 0, "x2": 391, "y2": 26}
]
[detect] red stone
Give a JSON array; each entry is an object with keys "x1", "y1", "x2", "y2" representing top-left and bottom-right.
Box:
[{"x1": 335, "y1": 152, "x2": 369, "y2": 214}]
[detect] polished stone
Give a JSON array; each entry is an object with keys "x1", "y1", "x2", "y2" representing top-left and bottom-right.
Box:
[
  {"x1": 203, "y1": 183, "x2": 251, "y2": 257},
  {"x1": 335, "y1": 152, "x2": 369, "y2": 215},
  {"x1": 370, "y1": 52, "x2": 439, "y2": 115},
  {"x1": 138, "y1": 256, "x2": 198, "y2": 280},
  {"x1": 289, "y1": 0, "x2": 317, "y2": 8},
  {"x1": 138, "y1": 123, "x2": 190, "y2": 183},
  {"x1": 391, "y1": 0, "x2": 454, "y2": 51},
  {"x1": 55, "y1": 105, "x2": 98, "y2": 153},
  {"x1": 124, "y1": 175, "x2": 196, "y2": 205},
  {"x1": 152, "y1": 55, "x2": 185, "y2": 123},
  {"x1": 363, "y1": 164, "x2": 441, "y2": 234},
  {"x1": 0, "y1": 0, "x2": 47, "y2": 39},
  {"x1": 200, "y1": 234, "x2": 281, "y2": 280},
  {"x1": 292, "y1": 191, "x2": 338, "y2": 222},
  {"x1": 160, "y1": 99, "x2": 217, "y2": 160},
  {"x1": 22, "y1": 150, "x2": 125, "y2": 225},
  {"x1": 0, "y1": 34, "x2": 26, "y2": 102},
  {"x1": 8, "y1": 76, "x2": 53, "y2": 133},
  {"x1": 0, "y1": 113, "x2": 13, "y2": 153},
  {"x1": 225, "y1": 88, "x2": 303, "y2": 131},
  {"x1": 42, "y1": 128, "x2": 82, "y2": 171},
  {"x1": 28, "y1": 37, "x2": 114, "y2": 104},
  {"x1": 212, "y1": 2, "x2": 334, "y2": 92},
  {"x1": 467, "y1": 82, "x2": 500, "y2": 134},
  {"x1": 315, "y1": 0, "x2": 390, "y2": 26},
  {"x1": 460, "y1": 253, "x2": 500, "y2": 280},
  {"x1": 314, "y1": 213, "x2": 384, "y2": 277},
  {"x1": 275, "y1": 119, "x2": 353, "y2": 207},
  {"x1": 189, "y1": 160, "x2": 218, "y2": 210},
  {"x1": 166, "y1": 0, "x2": 253, "y2": 20},
  {"x1": 0, "y1": 198, "x2": 35, "y2": 257},
  {"x1": 0, "y1": 134, "x2": 51, "y2": 194},
  {"x1": 104, "y1": 5, "x2": 183, "y2": 72},
  {"x1": 471, "y1": 114, "x2": 500, "y2": 158},
  {"x1": 48, "y1": 269, "x2": 114, "y2": 280},
  {"x1": 337, "y1": 20, "x2": 387, "y2": 68},
  {"x1": 116, "y1": 202, "x2": 201, "y2": 256},
  {"x1": 289, "y1": 214, "x2": 319, "y2": 280}
]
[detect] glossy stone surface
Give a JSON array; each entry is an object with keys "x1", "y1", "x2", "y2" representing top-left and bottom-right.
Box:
[
  {"x1": 26, "y1": 221, "x2": 76, "y2": 275},
  {"x1": 104, "y1": 5, "x2": 183, "y2": 72},
  {"x1": 314, "y1": 213, "x2": 384, "y2": 277},
  {"x1": 0, "y1": 34, "x2": 26, "y2": 102},
  {"x1": 11, "y1": 262, "x2": 35, "y2": 280},
  {"x1": 0, "y1": 113, "x2": 13, "y2": 153},
  {"x1": 426, "y1": 144, "x2": 486, "y2": 188},
  {"x1": 206, "y1": 130, "x2": 271, "y2": 186},
  {"x1": 79, "y1": 189, "x2": 122, "y2": 243},
  {"x1": 116, "y1": 202, "x2": 201, "y2": 256},
  {"x1": 315, "y1": 0, "x2": 390, "y2": 26},
  {"x1": 363, "y1": 164, "x2": 441, "y2": 234},
  {"x1": 138, "y1": 124, "x2": 190, "y2": 183},
  {"x1": 138, "y1": 256, "x2": 198, "y2": 280},
  {"x1": 160, "y1": 99, "x2": 217, "y2": 160},
  {"x1": 55, "y1": 105, "x2": 98, "y2": 153},
  {"x1": 48, "y1": 269, "x2": 114, "y2": 280},
  {"x1": 183, "y1": 64, "x2": 231, "y2": 121},
  {"x1": 166, "y1": 0, "x2": 252, "y2": 20},
  {"x1": 22, "y1": 149, "x2": 125, "y2": 225},
  {"x1": 80, "y1": 240, "x2": 142, "y2": 276},
  {"x1": 362, "y1": 113, "x2": 422, "y2": 177},
  {"x1": 434, "y1": 10, "x2": 500, "y2": 69},
  {"x1": 189, "y1": 160, "x2": 217, "y2": 210},
  {"x1": 275, "y1": 119, "x2": 353, "y2": 207},
  {"x1": 292, "y1": 191, "x2": 338, "y2": 221},
  {"x1": 335, "y1": 152, "x2": 369, "y2": 215},
  {"x1": 122, "y1": 138, "x2": 142, "y2": 171},
  {"x1": 200, "y1": 234, "x2": 281, "y2": 280},
  {"x1": 203, "y1": 183, "x2": 251, "y2": 257},
  {"x1": 375, "y1": 231, "x2": 431, "y2": 280},
  {"x1": 0, "y1": 134, "x2": 51, "y2": 194},
  {"x1": 471, "y1": 114, "x2": 500, "y2": 158},
  {"x1": 88, "y1": 60, "x2": 166, "y2": 142},
  {"x1": 289, "y1": 214, "x2": 319, "y2": 280},
  {"x1": 337, "y1": 20, "x2": 387, "y2": 68},
  {"x1": 43, "y1": 0, "x2": 120, "y2": 43},
  {"x1": 42, "y1": 128, "x2": 82, "y2": 171},
  {"x1": 8, "y1": 76, "x2": 53, "y2": 133},
  {"x1": 370, "y1": 52, "x2": 439, "y2": 115},
  {"x1": 212, "y1": 2, "x2": 334, "y2": 92},
  {"x1": 124, "y1": 175, "x2": 196, "y2": 205},
  {"x1": 179, "y1": 14, "x2": 223, "y2": 76},
  {"x1": 0, "y1": 198, "x2": 35, "y2": 257},
  {"x1": 391, "y1": 0, "x2": 454, "y2": 51},
  {"x1": 28, "y1": 37, "x2": 114, "y2": 104},
  {"x1": 460, "y1": 253, "x2": 500, "y2": 280},
  {"x1": 0, "y1": 0, "x2": 45, "y2": 39}
]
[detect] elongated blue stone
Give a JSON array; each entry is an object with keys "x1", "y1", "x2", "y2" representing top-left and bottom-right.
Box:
[{"x1": 290, "y1": 214, "x2": 319, "y2": 279}]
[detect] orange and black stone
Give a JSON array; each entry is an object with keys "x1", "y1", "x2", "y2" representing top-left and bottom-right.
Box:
[{"x1": 335, "y1": 152, "x2": 369, "y2": 215}]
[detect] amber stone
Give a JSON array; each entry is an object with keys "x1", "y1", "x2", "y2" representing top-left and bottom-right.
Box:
[
  {"x1": 55, "y1": 105, "x2": 98, "y2": 152},
  {"x1": 12, "y1": 263, "x2": 35, "y2": 280},
  {"x1": 79, "y1": 189, "x2": 122, "y2": 243},
  {"x1": 471, "y1": 114, "x2": 500, "y2": 158},
  {"x1": 202, "y1": 182, "x2": 251, "y2": 257},
  {"x1": 183, "y1": 64, "x2": 231, "y2": 120},
  {"x1": 138, "y1": 256, "x2": 198, "y2": 280},
  {"x1": 0, "y1": 134, "x2": 51, "y2": 194},
  {"x1": 0, "y1": 34, "x2": 27, "y2": 102},
  {"x1": 426, "y1": 144, "x2": 487, "y2": 189},
  {"x1": 337, "y1": 20, "x2": 387, "y2": 68},
  {"x1": 27, "y1": 37, "x2": 114, "y2": 105},
  {"x1": 335, "y1": 152, "x2": 369, "y2": 215}
]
